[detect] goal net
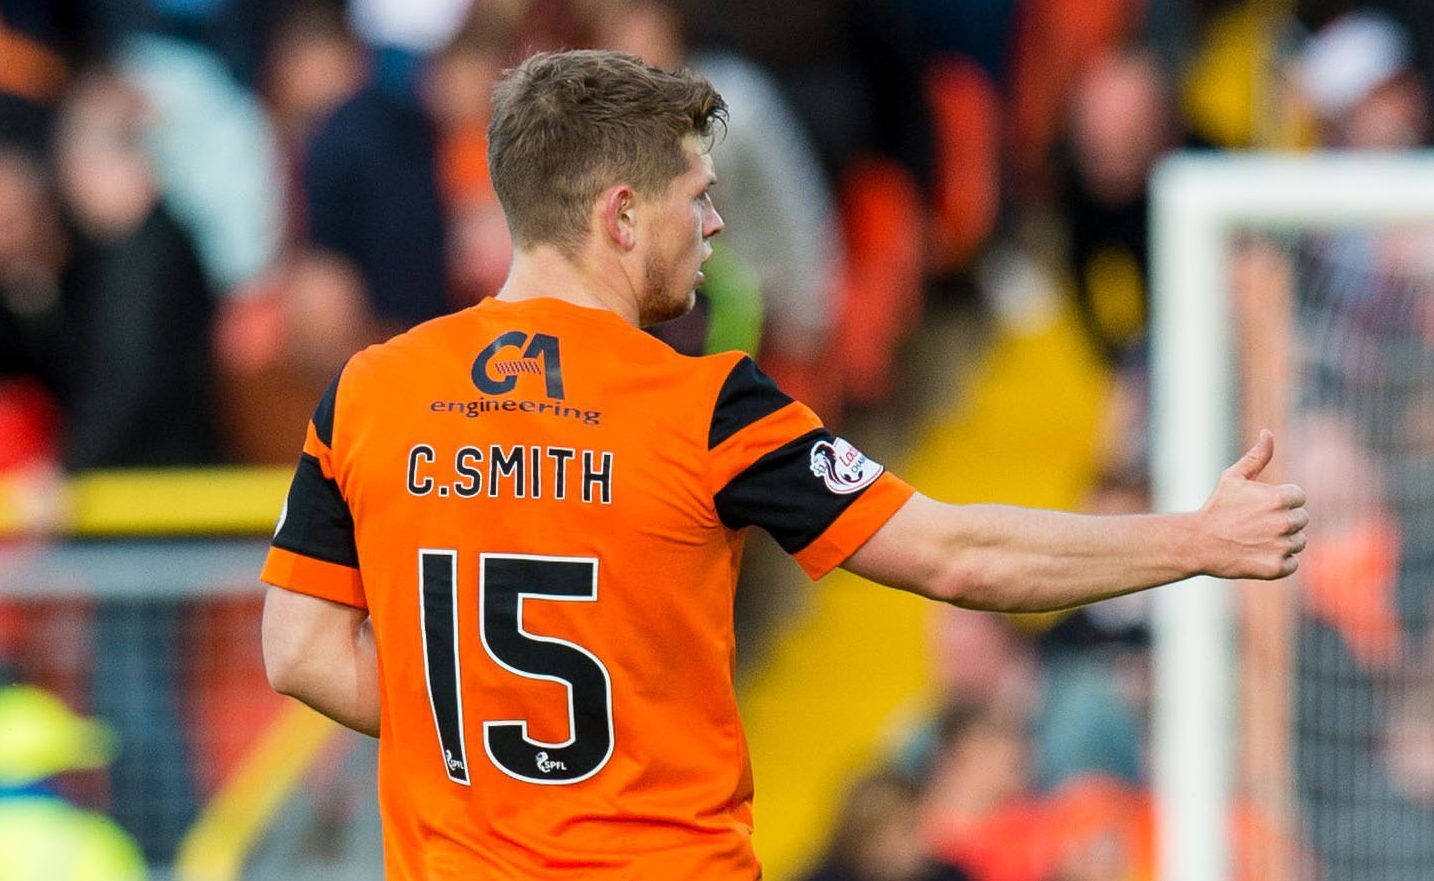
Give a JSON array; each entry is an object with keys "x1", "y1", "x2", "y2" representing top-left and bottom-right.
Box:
[{"x1": 1151, "y1": 154, "x2": 1434, "y2": 881}]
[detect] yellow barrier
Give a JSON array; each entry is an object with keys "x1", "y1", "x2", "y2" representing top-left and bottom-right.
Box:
[{"x1": 0, "y1": 466, "x2": 290, "y2": 537}]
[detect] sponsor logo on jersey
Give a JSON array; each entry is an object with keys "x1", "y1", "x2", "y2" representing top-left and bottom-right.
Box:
[
  {"x1": 445, "y1": 749, "x2": 467, "y2": 774},
  {"x1": 450, "y1": 331, "x2": 604, "y2": 425},
  {"x1": 472, "y1": 331, "x2": 565, "y2": 399},
  {"x1": 808, "y1": 437, "x2": 883, "y2": 495}
]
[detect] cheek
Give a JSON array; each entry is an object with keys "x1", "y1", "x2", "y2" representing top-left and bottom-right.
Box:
[{"x1": 692, "y1": 202, "x2": 706, "y2": 232}]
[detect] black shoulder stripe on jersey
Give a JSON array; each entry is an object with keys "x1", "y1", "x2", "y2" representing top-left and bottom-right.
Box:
[
  {"x1": 708, "y1": 356, "x2": 795, "y2": 450},
  {"x1": 272, "y1": 452, "x2": 359, "y2": 568},
  {"x1": 312, "y1": 370, "x2": 342, "y2": 449},
  {"x1": 714, "y1": 427, "x2": 868, "y2": 553}
]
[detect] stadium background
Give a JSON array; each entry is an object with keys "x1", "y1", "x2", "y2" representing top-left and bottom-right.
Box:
[{"x1": 1, "y1": 0, "x2": 1432, "y2": 878}]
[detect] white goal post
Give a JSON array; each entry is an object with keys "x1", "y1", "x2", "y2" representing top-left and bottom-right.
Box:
[{"x1": 1150, "y1": 152, "x2": 1434, "y2": 881}]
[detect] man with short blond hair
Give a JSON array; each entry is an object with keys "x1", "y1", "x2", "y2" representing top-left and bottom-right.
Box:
[{"x1": 261, "y1": 49, "x2": 1308, "y2": 880}]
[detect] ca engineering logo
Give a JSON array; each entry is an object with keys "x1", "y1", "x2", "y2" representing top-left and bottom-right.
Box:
[
  {"x1": 472, "y1": 331, "x2": 565, "y2": 398},
  {"x1": 430, "y1": 330, "x2": 603, "y2": 426},
  {"x1": 809, "y1": 437, "x2": 883, "y2": 494}
]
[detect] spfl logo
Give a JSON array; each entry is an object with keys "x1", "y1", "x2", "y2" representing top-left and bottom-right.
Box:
[
  {"x1": 809, "y1": 437, "x2": 883, "y2": 495},
  {"x1": 472, "y1": 331, "x2": 565, "y2": 399},
  {"x1": 535, "y1": 751, "x2": 567, "y2": 774}
]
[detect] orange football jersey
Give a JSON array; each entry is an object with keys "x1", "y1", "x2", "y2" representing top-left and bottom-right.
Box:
[{"x1": 261, "y1": 297, "x2": 914, "y2": 880}]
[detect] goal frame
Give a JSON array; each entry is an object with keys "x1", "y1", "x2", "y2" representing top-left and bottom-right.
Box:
[{"x1": 1150, "y1": 151, "x2": 1434, "y2": 881}]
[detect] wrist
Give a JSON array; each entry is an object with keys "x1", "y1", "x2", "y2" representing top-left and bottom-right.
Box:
[{"x1": 1176, "y1": 509, "x2": 1213, "y2": 577}]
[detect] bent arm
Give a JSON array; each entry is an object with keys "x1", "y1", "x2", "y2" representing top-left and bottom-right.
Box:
[
  {"x1": 845, "y1": 432, "x2": 1308, "y2": 612},
  {"x1": 262, "y1": 585, "x2": 380, "y2": 737}
]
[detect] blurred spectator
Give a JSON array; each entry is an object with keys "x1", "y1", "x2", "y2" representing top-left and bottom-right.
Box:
[
  {"x1": 922, "y1": 53, "x2": 1001, "y2": 276},
  {"x1": 424, "y1": 6, "x2": 513, "y2": 305},
  {"x1": 800, "y1": 769, "x2": 971, "y2": 881},
  {"x1": 1290, "y1": 411, "x2": 1403, "y2": 669},
  {"x1": 1006, "y1": 0, "x2": 1141, "y2": 201},
  {"x1": 345, "y1": 0, "x2": 471, "y2": 100},
  {"x1": 0, "y1": 684, "x2": 147, "y2": 881},
  {"x1": 215, "y1": 251, "x2": 380, "y2": 464},
  {"x1": 347, "y1": 0, "x2": 471, "y2": 56},
  {"x1": 1059, "y1": 48, "x2": 1178, "y2": 368},
  {"x1": 54, "y1": 71, "x2": 217, "y2": 470},
  {"x1": 895, "y1": 606, "x2": 1039, "y2": 787},
  {"x1": 0, "y1": 147, "x2": 65, "y2": 528},
  {"x1": 301, "y1": 47, "x2": 449, "y2": 331},
  {"x1": 1295, "y1": 8, "x2": 1429, "y2": 150},
  {"x1": 53, "y1": 70, "x2": 210, "y2": 860},
  {"x1": 1383, "y1": 674, "x2": 1434, "y2": 805},
  {"x1": 1181, "y1": 0, "x2": 1307, "y2": 151},
  {"x1": 1040, "y1": 775, "x2": 1150, "y2": 881},
  {"x1": 263, "y1": 0, "x2": 367, "y2": 191},
  {"x1": 0, "y1": 145, "x2": 64, "y2": 395},
  {"x1": 927, "y1": 607, "x2": 1038, "y2": 713},
  {"x1": 1342, "y1": 1, "x2": 1434, "y2": 83},
  {"x1": 919, "y1": 699, "x2": 1048, "y2": 881},
  {"x1": 115, "y1": 31, "x2": 285, "y2": 296}
]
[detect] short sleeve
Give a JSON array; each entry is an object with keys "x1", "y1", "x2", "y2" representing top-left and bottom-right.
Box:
[
  {"x1": 260, "y1": 371, "x2": 367, "y2": 609},
  {"x1": 707, "y1": 357, "x2": 916, "y2": 579}
]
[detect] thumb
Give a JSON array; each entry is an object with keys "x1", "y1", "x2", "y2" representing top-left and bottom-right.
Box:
[{"x1": 1230, "y1": 429, "x2": 1274, "y2": 480}]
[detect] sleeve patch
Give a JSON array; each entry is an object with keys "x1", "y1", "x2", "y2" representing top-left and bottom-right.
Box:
[
  {"x1": 708, "y1": 356, "x2": 794, "y2": 450},
  {"x1": 792, "y1": 472, "x2": 916, "y2": 580},
  {"x1": 271, "y1": 452, "x2": 359, "y2": 568},
  {"x1": 808, "y1": 437, "x2": 884, "y2": 494},
  {"x1": 715, "y1": 429, "x2": 885, "y2": 553}
]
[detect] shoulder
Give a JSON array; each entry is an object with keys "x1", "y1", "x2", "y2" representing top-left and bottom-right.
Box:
[
  {"x1": 701, "y1": 352, "x2": 798, "y2": 448},
  {"x1": 349, "y1": 308, "x2": 475, "y2": 370},
  {"x1": 326, "y1": 308, "x2": 478, "y2": 419}
]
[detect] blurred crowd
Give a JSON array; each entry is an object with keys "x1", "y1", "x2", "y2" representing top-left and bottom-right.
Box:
[{"x1": 5, "y1": 0, "x2": 1434, "y2": 878}]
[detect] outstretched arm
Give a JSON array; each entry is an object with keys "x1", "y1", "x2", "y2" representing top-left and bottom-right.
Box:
[
  {"x1": 843, "y1": 430, "x2": 1308, "y2": 612},
  {"x1": 262, "y1": 586, "x2": 380, "y2": 737}
]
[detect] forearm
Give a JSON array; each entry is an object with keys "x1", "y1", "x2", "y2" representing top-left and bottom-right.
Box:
[
  {"x1": 262, "y1": 588, "x2": 381, "y2": 737},
  {"x1": 929, "y1": 504, "x2": 1203, "y2": 612},
  {"x1": 846, "y1": 452, "x2": 1306, "y2": 613}
]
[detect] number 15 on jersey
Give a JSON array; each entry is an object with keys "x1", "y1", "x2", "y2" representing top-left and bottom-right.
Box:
[{"x1": 419, "y1": 551, "x2": 615, "y2": 785}]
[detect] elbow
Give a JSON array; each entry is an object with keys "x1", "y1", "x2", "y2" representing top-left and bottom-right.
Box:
[
  {"x1": 923, "y1": 556, "x2": 989, "y2": 608},
  {"x1": 264, "y1": 648, "x2": 301, "y2": 698},
  {"x1": 926, "y1": 552, "x2": 1037, "y2": 612},
  {"x1": 263, "y1": 629, "x2": 313, "y2": 699}
]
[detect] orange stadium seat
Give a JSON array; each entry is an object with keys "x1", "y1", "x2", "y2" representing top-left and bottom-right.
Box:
[
  {"x1": 925, "y1": 54, "x2": 1001, "y2": 274},
  {"x1": 831, "y1": 157, "x2": 925, "y2": 408}
]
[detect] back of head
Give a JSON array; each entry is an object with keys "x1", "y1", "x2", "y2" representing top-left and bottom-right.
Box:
[{"x1": 487, "y1": 49, "x2": 726, "y2": 256}]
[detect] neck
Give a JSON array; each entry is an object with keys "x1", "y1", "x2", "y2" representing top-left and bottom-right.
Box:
[{"x1": 496, "y1": 244, "x2": 639, "y2": 325}]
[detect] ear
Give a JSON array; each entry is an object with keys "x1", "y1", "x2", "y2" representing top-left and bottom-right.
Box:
[{"x1": 599, "y1": 184, "x2": 638, "y2": 251}]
